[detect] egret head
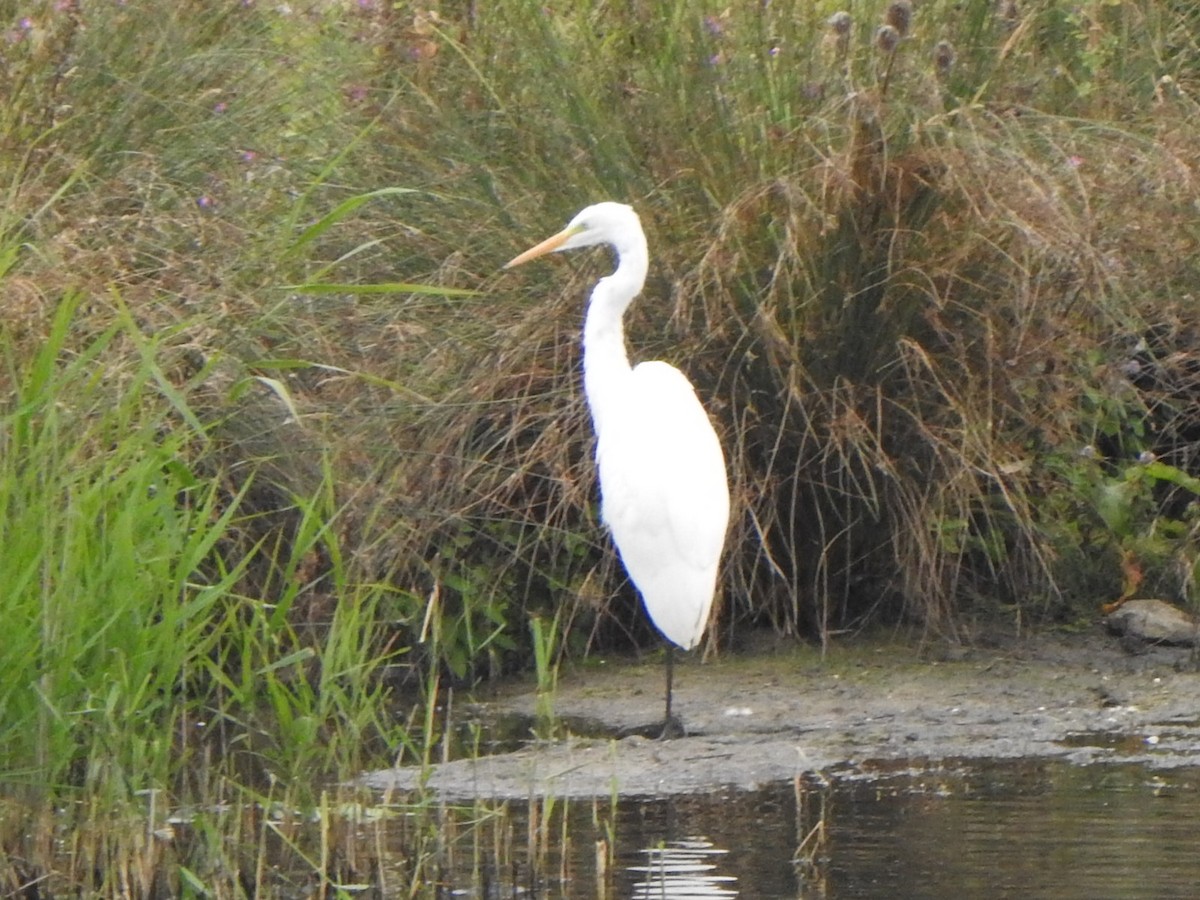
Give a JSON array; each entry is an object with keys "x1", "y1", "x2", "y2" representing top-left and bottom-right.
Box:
[{"x1": 504, "y1": 202, "x2": 642, "y2": 269}]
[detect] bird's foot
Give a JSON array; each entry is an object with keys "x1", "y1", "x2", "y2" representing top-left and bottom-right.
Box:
[
  {"x1": 615, "y1": 714, "x2": 686, "y2": 740},
  {"x1": 657, "y1": 713, "x2": 686, "y2": 740}
]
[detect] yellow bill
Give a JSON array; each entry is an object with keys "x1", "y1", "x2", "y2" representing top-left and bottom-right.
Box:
[{"x1": 503, "y1": 224, "x2": 582, "y2": 269}]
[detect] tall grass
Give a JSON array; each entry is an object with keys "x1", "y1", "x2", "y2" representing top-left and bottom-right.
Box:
[
  {"x1": 2, "y1": 292, "x2": 221, "y2": 795},
  {"x1": 0, "y1": 2, "x2": 425, "y2": 891},
  {"x1": 3, "y1": 0, "x2": 1200, "y2": 889},
  {"x1": 0, "y1": 287, "x2": 416, "y2": 890},
  {"x1": 336, "y1": 0, "x2": 1200, "y2": 649}
]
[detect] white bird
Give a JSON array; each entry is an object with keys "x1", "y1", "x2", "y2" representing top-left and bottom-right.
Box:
[{"x1": 504, "y1": 202, "x2": 730, "y2": 733}]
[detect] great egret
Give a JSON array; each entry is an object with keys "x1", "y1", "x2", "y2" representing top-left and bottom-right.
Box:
[{"x1": 504, "y1": 202, "x2": 730, "y2": 733}]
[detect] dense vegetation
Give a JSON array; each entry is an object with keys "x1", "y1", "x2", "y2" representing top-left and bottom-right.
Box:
[{"x1": 3, "y1": 0, "x2": 1200, "y2": 893}]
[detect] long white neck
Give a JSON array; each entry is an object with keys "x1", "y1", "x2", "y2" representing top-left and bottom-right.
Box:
[{"x1": 582, "y1": 231, "x2": 649, "y2": 436}]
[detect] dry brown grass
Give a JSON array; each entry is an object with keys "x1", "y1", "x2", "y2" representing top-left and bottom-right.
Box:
[
  {"x1": 377, "y1": 94, "x2": 1200, "y2": 656},
  {"x1": 8, "y1": 1, "x2": 1200, "y2": 676}
]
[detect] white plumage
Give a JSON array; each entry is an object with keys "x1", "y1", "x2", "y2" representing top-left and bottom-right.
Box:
[
  {"x1": 592, "y1": 358, "x2": 727, "y2": 649},
  {"x1": 505, "y1": 202, "x2": 730, "y2": 723}
]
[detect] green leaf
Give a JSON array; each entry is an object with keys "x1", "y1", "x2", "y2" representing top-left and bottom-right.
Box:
[
  {"x1": 283, "y1": 281, "x2": 478, "y2": 296},
  {"x1": 1141, "y1": 460, "x2": 1200, "y2": 496},
  {"x1": 284, "y1": 187, "x2": 420, "y2": 258}
]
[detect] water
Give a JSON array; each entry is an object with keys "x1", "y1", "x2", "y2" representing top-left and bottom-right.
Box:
[
  {"x1": 444, "y1": 759, "x2": 1200, "y2": 898},
  {"x1": 808, "y1": 760, "x2": 1199, "y2": 898}
]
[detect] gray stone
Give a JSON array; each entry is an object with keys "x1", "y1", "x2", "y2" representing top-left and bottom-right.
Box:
[{"x1": 1106, "y1": 599, "x2": 1199, "y2": 647}]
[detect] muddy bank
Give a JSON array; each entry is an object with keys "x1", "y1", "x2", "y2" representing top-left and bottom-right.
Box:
[{"x1": 362, "y1": 629, "x2": 1200, "y2": 799}]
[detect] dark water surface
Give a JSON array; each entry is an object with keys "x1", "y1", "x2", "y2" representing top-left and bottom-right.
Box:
[{"x1": 447, "y1": 758, "x2": 1200, "y2": 898}]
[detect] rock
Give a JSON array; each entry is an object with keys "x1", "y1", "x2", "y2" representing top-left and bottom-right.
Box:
[{"x1": 1105, "y1": 599, "x2": 1199, "y2": 647}]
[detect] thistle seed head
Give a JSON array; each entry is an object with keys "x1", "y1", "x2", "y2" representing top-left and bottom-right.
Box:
[
  {"x1": 933, "y1": 40, "x2": 956, "y2": 77},
  {"x1": 884, "y1": 1, "x2": 913, "y2": 39},
  {"x1": 875, "y1": 24, "x2": 900, "y2": 55}
]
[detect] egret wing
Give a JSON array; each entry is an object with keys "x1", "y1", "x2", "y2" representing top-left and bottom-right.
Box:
[{"x1": 595, "y1": 361, "x2": 730, "y2": 649}]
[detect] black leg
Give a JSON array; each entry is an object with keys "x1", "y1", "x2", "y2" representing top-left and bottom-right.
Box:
[
  {"x1": 664, "y1": 643, "x2": 674, "y2": 722},
  {"x1": 659, "y1": 644, "x2": 684, "y2": 739}
]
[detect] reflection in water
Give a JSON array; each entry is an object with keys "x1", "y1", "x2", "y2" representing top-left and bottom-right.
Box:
[
  {"x1": 827, "y1": 759, "x2": 1200, "y2": 898},
  {"x1": 362, "y1": 759, "x2": 1200, "y2": 897},
  {"x1": 628, "y1": 837, "x2": 738, "y2": 898},
  {"x1": 601, "y1": 761, "x2": 1200, "y2": 897}
]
